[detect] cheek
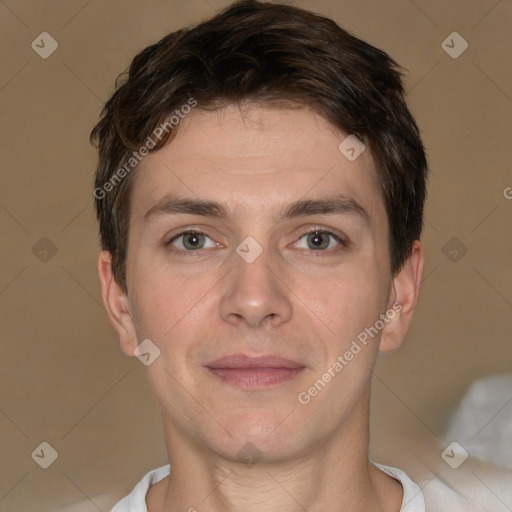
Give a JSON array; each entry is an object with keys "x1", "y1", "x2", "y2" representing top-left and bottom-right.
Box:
[
  {"x1": 128, "y1": 256, "x2": 216, "y2": 342},
  {"x1": 296, "y1": 265, "x2": 385, "y2": 340}
]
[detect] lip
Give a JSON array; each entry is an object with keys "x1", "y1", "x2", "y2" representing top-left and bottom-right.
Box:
[
  {"x1": 205, "y1": 354, "x2": 306, "y2": 390},
  {"x1": 206, "y1": 354, "x2": 305, "y2": 369}
]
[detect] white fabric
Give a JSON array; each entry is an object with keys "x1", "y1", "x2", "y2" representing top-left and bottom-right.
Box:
[
  {"x1": 111, "y1": 462, "x2": 426, "y2": 511},
  {"x1": 110, "y1": 464, "x2": 169, "y2": 512},
  {"x1": 444, "y1": 372, "x2": 512, "y2": 470},
  {"x1": 111, "y1": 460, "x2": 512, "y2": 511}
]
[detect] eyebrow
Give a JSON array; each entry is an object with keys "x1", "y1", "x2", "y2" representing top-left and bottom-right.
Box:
[{"x1": 143, "y1": 193, "x2": 370, "y2": 226}]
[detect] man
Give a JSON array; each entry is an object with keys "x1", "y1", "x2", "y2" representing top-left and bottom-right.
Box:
[{"x1": 90, "y1": 1, "x2": 492, "y2": 510}]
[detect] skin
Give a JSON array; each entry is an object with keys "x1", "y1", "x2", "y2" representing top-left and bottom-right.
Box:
[{"x1": 98, "y1": 103, "x2": 424, "y2": 512}]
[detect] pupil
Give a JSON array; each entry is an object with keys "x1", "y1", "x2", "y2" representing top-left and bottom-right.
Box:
[
  {"x1": 310, "y1": 232, "x2": 327, "y2": 249},
  {"x1": 185, "y1": 233, "x2": 202, "y2": 249}
]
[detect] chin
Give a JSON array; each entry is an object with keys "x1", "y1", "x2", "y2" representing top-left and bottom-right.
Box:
[{"x1": 206, "y1": 410, "x2": 305, "y2": 463}]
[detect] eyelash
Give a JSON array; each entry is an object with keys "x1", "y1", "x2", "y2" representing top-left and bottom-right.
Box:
[{"x1": 165, "y1": 228, "x2": 349, "y2": 257}]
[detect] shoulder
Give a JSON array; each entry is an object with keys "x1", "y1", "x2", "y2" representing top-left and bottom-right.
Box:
[
  {"x1": 373, "y1": 461, "x2": 511, "y2": 512},
  {"x1": 414, "y1": 462, "x2": 512, "y2": 512},
  {"x1": 374, "y1": 462, "x2": 425, "y2": 511},
  {"x1": 111, "y1": 464, "x2": 171, "y2": 512}
]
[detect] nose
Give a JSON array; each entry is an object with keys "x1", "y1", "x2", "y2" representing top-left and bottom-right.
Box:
[{"x1": 219, "y1": 239, "x2": 293, "y2": 330}]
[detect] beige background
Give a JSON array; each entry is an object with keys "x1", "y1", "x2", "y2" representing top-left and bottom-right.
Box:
[{"x1": 1, "y1": 0, "x2": 511, "y2": 510}]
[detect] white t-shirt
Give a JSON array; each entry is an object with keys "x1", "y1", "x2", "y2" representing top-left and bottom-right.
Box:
[{"x1": 111, "y1": 462, "x2": 426, "y2": 511}]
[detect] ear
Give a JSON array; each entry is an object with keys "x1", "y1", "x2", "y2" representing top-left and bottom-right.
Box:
[
  {"x1": 379, "y1": 240, "x2": 424, "y2": 353},
  {"x1": 97, "y1": 251, "x2": 138, "y2": 356}
]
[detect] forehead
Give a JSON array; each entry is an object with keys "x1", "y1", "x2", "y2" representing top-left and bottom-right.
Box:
[{"x1": 129, "y1": 104, "x2": 385, "y2": 231}]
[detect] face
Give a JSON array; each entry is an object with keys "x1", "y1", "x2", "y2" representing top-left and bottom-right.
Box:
[{"x1": 100, "y1": 103, "x2": 422, "y2": 464}]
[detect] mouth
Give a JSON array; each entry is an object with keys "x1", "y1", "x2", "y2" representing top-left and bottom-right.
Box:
[{"x1": 205, "y1": 354, "x2": 306, "y2": 390}]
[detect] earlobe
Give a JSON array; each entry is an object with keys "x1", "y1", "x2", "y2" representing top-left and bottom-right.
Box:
[
  {"x1": 379, "y1": 240, "x2": 424, "y2": 353},
  {"x1": 97, "y1": 251, "x2": 138, "y2": 356}
]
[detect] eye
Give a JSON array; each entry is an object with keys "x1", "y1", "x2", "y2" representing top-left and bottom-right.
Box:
[
  {"x1": 164, "y1": 228, "x2": 348, "y2": 257},
  {"x1": 166, "y1": 230, "x2": 219, "y2": 254},
  {"x1": 293, "y1": 229, "x2": 347, "y2": 253}
]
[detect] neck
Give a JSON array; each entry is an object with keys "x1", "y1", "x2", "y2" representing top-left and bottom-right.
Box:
[{"x1": 147, "y1": 390, "x2": 403, "y2": 512}]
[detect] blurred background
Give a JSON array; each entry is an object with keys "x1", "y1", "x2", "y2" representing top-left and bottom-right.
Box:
[{"x1": 1, "y1": 0, "x2": 511, "y2": 510}]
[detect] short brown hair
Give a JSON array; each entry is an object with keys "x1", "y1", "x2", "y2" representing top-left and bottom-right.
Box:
[{"x1": 91, "y1": 0, "x2": 429, "y2": 292}]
